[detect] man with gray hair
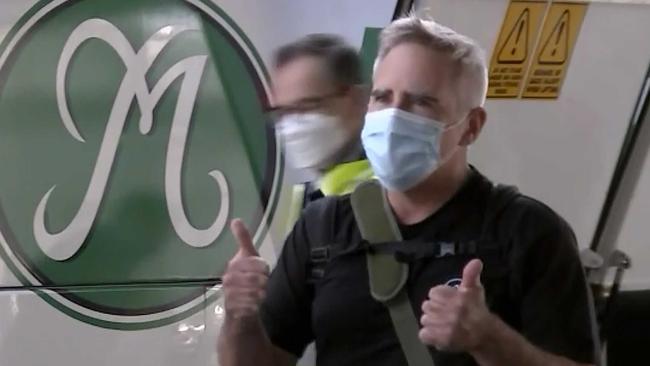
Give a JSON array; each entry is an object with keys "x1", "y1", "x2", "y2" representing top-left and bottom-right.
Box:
[{"x1": 218, "y1": 16, "x2": 597, "y2": 366}]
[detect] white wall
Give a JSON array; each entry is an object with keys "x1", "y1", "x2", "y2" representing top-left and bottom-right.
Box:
[
  {"x1": 614, "y1": 144, "x2": 650, "y2": 290},
  {"x1": 216, "y1": 0, "x2": 395, "y2": 67},
  {"x1": 595, "y1": 75, "x2": 650, "y2": 291},
  {"x1": 415, "y1": 0, "x2": 650, "y2": 253}
]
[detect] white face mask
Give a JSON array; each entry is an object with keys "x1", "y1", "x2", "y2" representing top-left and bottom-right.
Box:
[{"x1": 276, "y1": 112, "x2": 350, "y2": 170}]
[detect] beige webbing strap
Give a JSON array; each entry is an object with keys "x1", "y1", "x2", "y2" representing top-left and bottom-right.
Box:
[
  {"x1": 285, "y1": 184, "x2": 306, "y2": 234},
  {"x1": 351, "y1": 180, "x2": 435, "y2": 366}
]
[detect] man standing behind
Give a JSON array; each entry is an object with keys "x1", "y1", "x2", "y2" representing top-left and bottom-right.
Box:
[
  {"x1": 269, "y1": 34, "x2": 372, "y2": 229},
  {"x1": 268, "y1": 34, "x2": 372, "y2": 365}
]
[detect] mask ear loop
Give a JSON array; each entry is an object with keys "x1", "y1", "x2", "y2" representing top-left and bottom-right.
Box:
[
  {"x1": 443, "y1": 109, "x2": 473, "y2": 131},
  {"x1": 436, "y1": 111, "x2": 474, "y2": 166}
]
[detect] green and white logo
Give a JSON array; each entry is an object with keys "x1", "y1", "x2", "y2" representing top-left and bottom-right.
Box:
[{"x1": 0, "y1": 0, "x2": 281, "y2": 329}]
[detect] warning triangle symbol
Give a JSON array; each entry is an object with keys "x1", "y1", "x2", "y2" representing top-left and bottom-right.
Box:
[
  {"x1": 539, "y1": 10, "x2": 570, "y2": 65},
  {"x1": 497, "y1": 8, "x2": 530, "y2": 64}
]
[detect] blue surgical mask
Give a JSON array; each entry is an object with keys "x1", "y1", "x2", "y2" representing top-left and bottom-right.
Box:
[{"x1": 361, "y1": 108, "x2": 459, "y2": 191}]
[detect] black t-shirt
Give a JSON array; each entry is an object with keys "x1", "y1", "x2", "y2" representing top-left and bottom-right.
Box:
[{"x1": 260, "y1": 169, "x2": 596, "y2": 366}]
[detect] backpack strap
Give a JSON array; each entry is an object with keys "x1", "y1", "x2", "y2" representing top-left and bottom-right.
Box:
[
  {"x1": 285, "y1": 184, "x2": 307, "y2": 235},
  {"x1": 354, "y1": 183, "x2": 520, "y2": 264},
  {"x1": 359, "y1": 239, "x2": 500, "y2": 263},
  {"x1": 351, "y1": 180, "x2": 435, "y2": 366}
]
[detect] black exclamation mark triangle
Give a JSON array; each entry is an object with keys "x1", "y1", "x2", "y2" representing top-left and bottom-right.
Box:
[
  {"x1": 497, "y1": 8, "x2": 530, "y2": 64},
  {"x1": 539, "y1": 10, "x2": 570, "y2": 65}
]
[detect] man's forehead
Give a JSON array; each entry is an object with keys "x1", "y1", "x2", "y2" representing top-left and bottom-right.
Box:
[
  {"x1": 273, "y1": 57, "x2": 334, "y2": 88},
  {"x1": 271, "y1": 56, "x2": 338, "y2": 105},
  {"x1": 374, "y1": 43, "x2": 455, "y2": 83},
  {"x1": 373, "y1": 44, "x2": 458, "y2": 97}
]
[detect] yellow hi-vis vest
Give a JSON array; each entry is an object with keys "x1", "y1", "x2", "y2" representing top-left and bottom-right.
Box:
[{"x1": 285, "y1": 159, "x2": 373, "y2": 233}]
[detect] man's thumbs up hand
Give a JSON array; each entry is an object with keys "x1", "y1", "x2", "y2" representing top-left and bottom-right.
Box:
[
  {"x1": 231, "y1": 218, "x2": 259, "y2": 258},
  {"x1": 223, "y1": 219, "x2": 269, "y2": 321},
  {"x1": 460, "y1": 259, "x2": 483, "y2": 291},
  {"x1": 419, "y1": 259, "x2": 495, "y2": 352}
]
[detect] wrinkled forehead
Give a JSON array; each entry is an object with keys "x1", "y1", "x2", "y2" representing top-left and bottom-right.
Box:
[
  {"x1": 373, "y1": 43, "x2": 461, "y2": 108},
  {"x1": 270, "y1": 56, "x2": 338, "y2": 105}
]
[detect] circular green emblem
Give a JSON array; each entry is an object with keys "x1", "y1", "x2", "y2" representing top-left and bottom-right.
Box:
[{"x1": 0, "y1": 0, "x2": 281, "y2": 329}]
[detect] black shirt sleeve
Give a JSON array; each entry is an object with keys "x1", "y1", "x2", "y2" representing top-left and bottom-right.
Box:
[
  {"x1": 510, "y1": 198, "x2": 597, "y2": 364},
  {"x1": 259, "y1": 202, "x2": 319, "y2": 357}
]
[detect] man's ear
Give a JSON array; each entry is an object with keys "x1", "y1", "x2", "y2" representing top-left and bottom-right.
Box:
[{"x1": 459, "y1": 107, "x2": 486, "y2": 146}]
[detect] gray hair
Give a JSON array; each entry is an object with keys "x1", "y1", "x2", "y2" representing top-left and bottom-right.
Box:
[
  {"x1": 374, "y1": 15, "x2": 488, "y2": 109},
  {"x1": 274, "y1": 33, "x2": 362, "y2": 86}
]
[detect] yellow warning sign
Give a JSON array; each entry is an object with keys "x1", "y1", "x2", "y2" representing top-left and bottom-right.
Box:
[
  {"x1": 522, "y1": 3, "x2": 588, "y2": 98},
  {"x1": 487, "y1": 1, "x2": 547, "y2": 98}
]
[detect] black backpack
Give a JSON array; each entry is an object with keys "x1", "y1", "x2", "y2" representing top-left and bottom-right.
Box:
[{"x1": 306, "y1": 183, "x2": 522, "y2": 282}]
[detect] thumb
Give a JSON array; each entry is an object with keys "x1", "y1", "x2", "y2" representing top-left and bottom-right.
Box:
[
  {"x1": 230, "y1": 219, "x2": 258, "y2": 257},
  {"x1": 460, "y1": 259, "x2": 483, "y2": 290}
]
